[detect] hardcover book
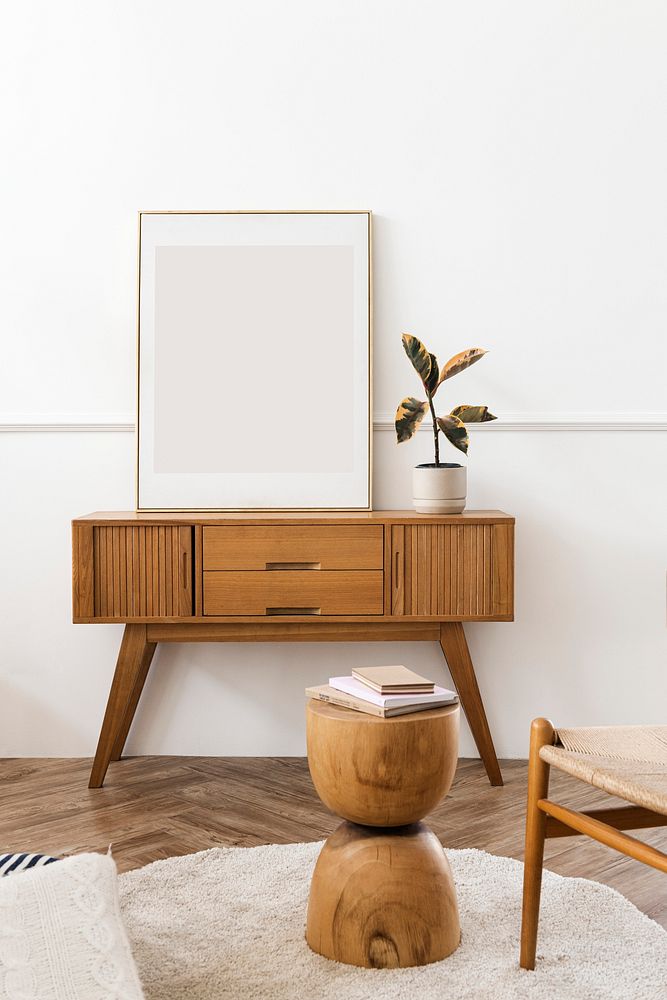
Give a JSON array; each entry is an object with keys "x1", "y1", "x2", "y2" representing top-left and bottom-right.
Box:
[
  {"x1": 351, "y1": 665, "x2": 435, "y2": 694},
  {"x1": 306, "y1": 684, "x2": 454, "y2": 718},
  {"x1": 329, "y1": 675, "x2": 456, "y2": 709}
]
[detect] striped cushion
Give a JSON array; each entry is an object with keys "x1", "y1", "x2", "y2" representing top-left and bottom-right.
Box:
[{"x1": 0, "y1": 852, "x2": 59, "y2": 876}]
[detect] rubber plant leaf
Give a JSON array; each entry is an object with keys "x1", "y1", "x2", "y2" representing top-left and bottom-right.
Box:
[
  {"x1": 426, "y1": 353, "x2": 440, "y2": 394},
  {"x1": 395, "y1": 397, "x2": 429, "y2": 443},
  {"x1": 450, "y1": 405, "x2": 497, "y2": 423},
  {"x1": 402, "y1": 334, "x2": 439, "y2": 394},
  {"x1": 437, "y1": 347, "x2": 487, "y2": 386},
  {"x1": 436, "y1": 413, "x2": 469, "y2": 454}
]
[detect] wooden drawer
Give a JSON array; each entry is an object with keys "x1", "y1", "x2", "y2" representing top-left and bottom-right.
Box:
[
  {"x1": 203, "y1": 525, "x2": 384, "y2": 571},
  {"x1": 203, "y1": 570, "x2": 384, "y2": 616}
]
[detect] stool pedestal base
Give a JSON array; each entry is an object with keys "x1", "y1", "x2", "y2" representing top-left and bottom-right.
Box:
[{"x1": 306, "y1": 821, "x2": 460, "y2": 969}]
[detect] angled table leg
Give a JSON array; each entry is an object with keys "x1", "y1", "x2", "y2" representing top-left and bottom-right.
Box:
[
  {"x1": 109, "y1": 639, "x2": 156, "y2": 763},
  {"x1": 439, "y1": 622, "x2": 503, "y2": 786},
  {"x1": 89, "y1": 624, "x2": 157, "y2": 788}
]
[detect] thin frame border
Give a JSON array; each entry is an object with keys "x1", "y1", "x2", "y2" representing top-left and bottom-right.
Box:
[{"x1": 135, "y1": 210, "x2": 372, "y2": 512}]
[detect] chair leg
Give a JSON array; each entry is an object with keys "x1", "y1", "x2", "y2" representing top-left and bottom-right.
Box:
[{"x1": 520, "y1": 717, "x2": 555, "y2": 970}]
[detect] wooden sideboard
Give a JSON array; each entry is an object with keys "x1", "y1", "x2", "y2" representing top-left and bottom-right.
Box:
[{"x1": 72, "y1": 510, "x2": 514, "y2": 789}]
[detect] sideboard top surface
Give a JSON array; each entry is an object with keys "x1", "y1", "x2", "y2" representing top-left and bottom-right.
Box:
[{"x1": 74, "y1": 510, "x2": 514, "y2": 525}]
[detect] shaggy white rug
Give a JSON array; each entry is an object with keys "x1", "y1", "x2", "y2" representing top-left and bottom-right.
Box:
[{"x1": 119, "y1": 841, "x2": 667, "y2": 1000}]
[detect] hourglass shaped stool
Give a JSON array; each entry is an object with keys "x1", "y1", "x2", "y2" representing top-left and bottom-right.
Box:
[{"x1": 305, "y1": 699, "x2": 461, "y2": 968}]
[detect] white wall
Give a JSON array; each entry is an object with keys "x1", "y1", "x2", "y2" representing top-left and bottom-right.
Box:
[{"x1": 1, "y1": 1, "x2": 666, "y2": 759}]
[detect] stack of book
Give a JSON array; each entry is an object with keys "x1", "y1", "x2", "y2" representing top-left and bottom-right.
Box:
[{"x1": 306, "y1": 665, "x2": 458, "y2": 718}]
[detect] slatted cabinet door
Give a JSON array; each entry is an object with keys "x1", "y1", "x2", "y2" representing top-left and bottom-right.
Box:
[
  {"x1": 390, "y1": 522, "x2": 513, "y2": 619},
  {"x1": 72, "y1": 524, "x2": 193, "y2": 620}
]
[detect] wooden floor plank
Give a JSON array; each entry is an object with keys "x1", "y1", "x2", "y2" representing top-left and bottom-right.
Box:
[{"x1": 1, "y1": 756, "x2": 665, "y2": 928}]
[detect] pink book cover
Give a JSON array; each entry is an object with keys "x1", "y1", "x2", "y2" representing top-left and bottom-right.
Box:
[{"x1": 329, "y1": 675, "x2": 457, "y2": 709}]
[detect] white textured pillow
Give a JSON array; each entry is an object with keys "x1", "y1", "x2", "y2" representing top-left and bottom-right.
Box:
[{"x1": 0, "y1": 852, "x2": 144, "y2": 1000}]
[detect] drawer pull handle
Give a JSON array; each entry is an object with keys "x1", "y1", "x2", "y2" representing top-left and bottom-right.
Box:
[
  {"x1": 265, "y1": 561, "x2": 321, "y2": 571},
  {"x1": 266, "y1": 606, "x2": 321, "y2": 616}
]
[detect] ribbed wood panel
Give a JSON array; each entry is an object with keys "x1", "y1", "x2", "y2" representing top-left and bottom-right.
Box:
[
  {"x1": 92, "y1": 526, "x2": 192, "y2": 618},
  {"x1": 391, "y1": 523, "x2": 513, "y2": 619}
]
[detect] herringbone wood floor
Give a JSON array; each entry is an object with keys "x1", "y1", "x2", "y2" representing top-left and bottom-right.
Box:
[{"x1": 1, "y1": 756, "x2": 665, "y2": 928}]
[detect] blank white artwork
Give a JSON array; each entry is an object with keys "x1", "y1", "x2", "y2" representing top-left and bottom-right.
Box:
[
  {"x1": 138, "y1": 212, "x2": 370, "y2": 509},
  {"x1": 153, "y1": 244, "x2": 354, "y2": 475}
]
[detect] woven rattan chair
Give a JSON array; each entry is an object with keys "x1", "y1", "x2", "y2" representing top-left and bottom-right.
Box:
[{"x1": 520, "y1": 718, "x2": 667, "y2": 970}]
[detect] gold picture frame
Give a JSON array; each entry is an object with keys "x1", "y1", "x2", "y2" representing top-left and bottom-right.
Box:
[{"x1": 136, "y1": 211, "x2": 372, "y2": 512}]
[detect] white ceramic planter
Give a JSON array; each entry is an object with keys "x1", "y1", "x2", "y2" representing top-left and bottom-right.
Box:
[{"x1": 412, "y1": 464, "x2": 467, "y2": 514}]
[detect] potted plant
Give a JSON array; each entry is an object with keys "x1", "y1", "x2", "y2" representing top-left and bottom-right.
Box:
[{"x1": 395, "y1": 334, "x2": 496, "y2": 513}]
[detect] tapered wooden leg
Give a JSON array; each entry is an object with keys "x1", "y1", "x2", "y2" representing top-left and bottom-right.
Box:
[
  {"x1": 89, "y1": 625, "x2": 157, "y2": 788},
  {"x1": 439, "y1": 622, "x2": 503, "y2": 786},
  {"x1": 109, "y1": 640, "x2": 156, "y2": 762},
  {"x1": 520, "y1": 717, "x2": 555, "y2": 970}
]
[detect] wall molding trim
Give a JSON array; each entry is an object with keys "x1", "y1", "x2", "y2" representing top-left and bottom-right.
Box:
[
  {"x1": 1, "y1": 412, "x2": 666, "y2": 434},
  {"x1": 373, "y1": 412, "x2": 667, "y2": 433},
  {"x1": 0, "y1": 414, "x2": 135, "y2": 433}
]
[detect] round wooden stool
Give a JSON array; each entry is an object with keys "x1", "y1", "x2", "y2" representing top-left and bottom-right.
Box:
[{"x1": 305, "y1": 699, "x2": 461, "y2": 968}]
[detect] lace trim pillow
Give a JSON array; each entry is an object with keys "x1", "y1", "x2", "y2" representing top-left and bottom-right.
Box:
[
  {"x1": 0, "y1": 854, "x2": 58, "y2": 877},
  {"x1": 0, "y1": 851, "x2": 144, "y2": 999}
]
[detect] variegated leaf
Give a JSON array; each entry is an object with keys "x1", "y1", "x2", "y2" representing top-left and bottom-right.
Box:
[
  {"x1": 438, "y1": 347, "x2": 487, "y2": 385},
  {"x1": 395, "y1": 397, "x2": 429, "y2": 443},
  {"x1": 450, "y1": 405, "x2": 497, "y2": 423},
  {"x1": 426, "y1": 353, "x2": 440, "y2": 394},
  {"x1": 402, "y1": 335, "x2": 438, "y2": 393},
  {"x1": 436, "y1": 414, "x2": 469, "y2": 454}
]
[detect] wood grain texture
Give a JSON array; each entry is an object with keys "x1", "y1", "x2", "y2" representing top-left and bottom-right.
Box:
[
  {"x1": 520, "y1": 717, "x2": 555, "y2": 970},
  {"x1": 72, "y1": 523, "x2": 94, "y2": 618},
  {"x1": 146, "y1": 622, "x2": 441, "y2": 643},
  {"x1": 1, "y1": 757, "x2": 665, "y2": 928},
  {"x1": 86, "y1": 525, "x2": 193, "y2": 619},
  {"x1": 88, "y1": 625, "x2": 157, "y2": 789},
  {"x1": 109, "y1": 642, "x2": 157, "y2": 763},
  {"x1": 492, "y1": 523, "x2": 514, "y2": 617},
  {"x1": 74, "y1": 510, "x2": 512, "y2": 792},
  {"x1": 203, "y1": 570, "x2": 384, "y2": 616},
  {"x1": 545, "y1": 805, "x2": 667, "y2": 838},
  {"x1": 73, "y1": 511, "x2": 514, "y2": 623},
  {"x1": 520, "y1": 719, "x2": 667, "y2": 971},
  {"x1": 306, "y1": 700, "x2": 459, "y2": 826},
  {"x1": 194, "y1": 525, "x2": 203, "y2": 616},
  {"x1": 306, "y1": 821, "x2": 460, "y2": 967},
  {"x1": 439, "y1": 622, "x2": 503, "y2": 787},
  {"x1": 75, "y1": 510, "x2": 514, "y2": 524},
  {"x1": 391, "y1": 522, "x2": 514, "y2": 619},
  {"x1": 203, "y1": 525, "x2": 384, "y2": 570},
  {"x1": 538, "y1": 799, "x2": 667, "y2": 874}
]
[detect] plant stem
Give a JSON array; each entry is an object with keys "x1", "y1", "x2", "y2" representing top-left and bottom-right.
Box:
[{"x1": 428, "y1": 395, "x2": 440, "y2": 466}]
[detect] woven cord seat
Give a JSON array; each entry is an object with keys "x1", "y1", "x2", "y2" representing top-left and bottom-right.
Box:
[
  {"x1": 520, "y1": 718, "x2": 667, "y2": 972},
  {"x1": 540, "y1": 725, "x2": 667, "y2": 817}
]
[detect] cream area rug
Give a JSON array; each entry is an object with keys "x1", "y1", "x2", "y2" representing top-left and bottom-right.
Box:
[{"x1": 119, "y1": 841, "x2": 667, "y2": 1000}]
